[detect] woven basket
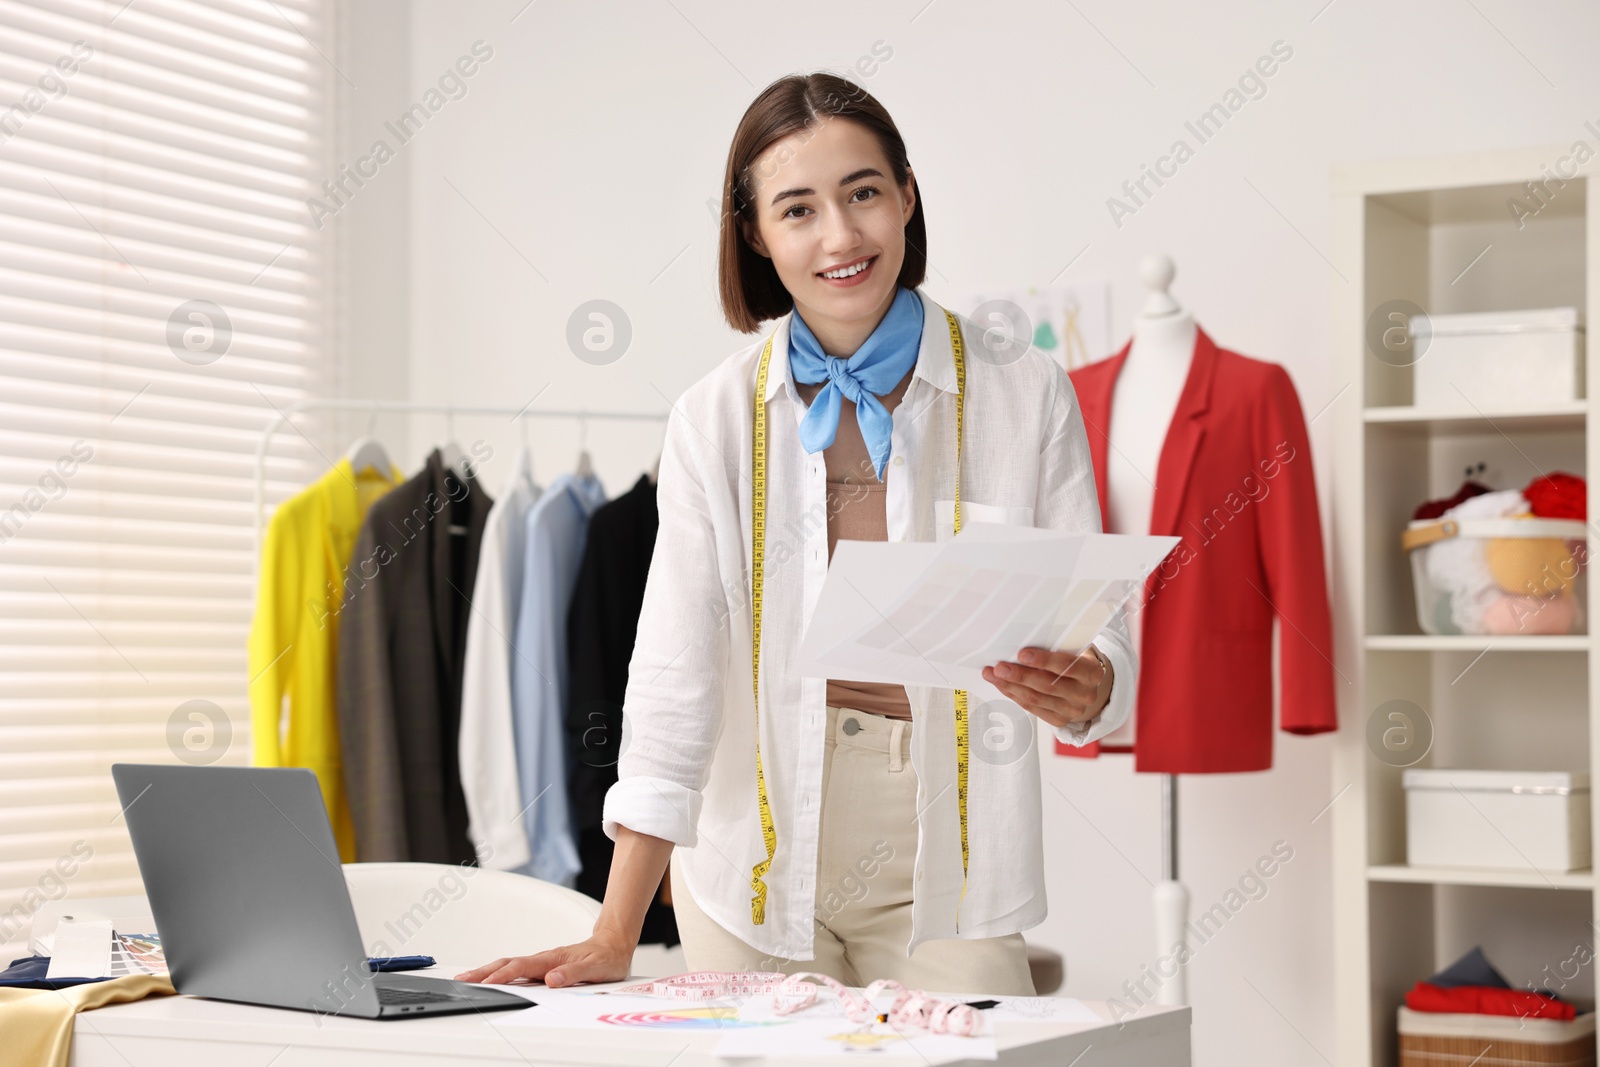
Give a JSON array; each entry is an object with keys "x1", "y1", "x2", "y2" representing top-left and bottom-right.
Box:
[{"x1": 1398, "y1": 1006, "x2": 1595, "y2": 1066}]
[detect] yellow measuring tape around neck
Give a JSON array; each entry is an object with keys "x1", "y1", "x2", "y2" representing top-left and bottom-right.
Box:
[{"x1": 748, "y1": 307, "x2": 969, "y2": 929}]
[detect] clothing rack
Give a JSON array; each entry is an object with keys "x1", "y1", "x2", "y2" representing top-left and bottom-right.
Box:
[{"x1": 253, "y1": 398, "x2": 669, "y2": 561}]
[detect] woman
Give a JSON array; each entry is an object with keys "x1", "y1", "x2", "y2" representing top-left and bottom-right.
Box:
[{"x1": 457, "y1": 72, "x2": 1135, "y2": 994}]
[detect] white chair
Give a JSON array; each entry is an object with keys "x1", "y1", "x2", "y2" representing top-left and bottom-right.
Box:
[
  {"x1": 342, "y1": 862, "x2": 602, "y2": 969},
  {"x1": 1028, "y1": 944, "x2": 1064, "y2": 995}
]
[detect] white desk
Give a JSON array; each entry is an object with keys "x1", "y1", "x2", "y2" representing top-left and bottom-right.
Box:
[{"x1": 67, "y1": 963, "x2": 1191, "y2": 1066}]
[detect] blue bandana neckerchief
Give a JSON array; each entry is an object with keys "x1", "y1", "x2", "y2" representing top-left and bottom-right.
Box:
[{"x1": 789, "y1": 285, "x2": 924, "y2": 482}]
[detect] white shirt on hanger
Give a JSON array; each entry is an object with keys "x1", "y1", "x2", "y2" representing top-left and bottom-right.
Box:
[
  {"x1": 459, "y1": 446, "x2": 543, "y2": 869},
  {"x1": 601, "y1": 286, "x2": 1136, "y2": 961}
]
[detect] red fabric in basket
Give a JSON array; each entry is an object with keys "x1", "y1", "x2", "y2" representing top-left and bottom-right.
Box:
[
  {"x1": 1405, "y1": 982, "x2": 1575, "y2": 1021},
  {"x1": 1524, "y1": 472, "x2": 1586, "y2": 521}
]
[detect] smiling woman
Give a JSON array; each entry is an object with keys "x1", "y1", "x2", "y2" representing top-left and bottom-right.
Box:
[
  {"x1": 455, "y1": 71, "x2": 1135, "y2": 997},
  {"x1": 717, "y1": 77, "x2": 925, "y2": 350}
]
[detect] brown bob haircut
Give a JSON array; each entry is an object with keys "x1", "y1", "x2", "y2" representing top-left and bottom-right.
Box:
[{"x1": 718, "y1": 72, "x2": 927, "y2": 334}]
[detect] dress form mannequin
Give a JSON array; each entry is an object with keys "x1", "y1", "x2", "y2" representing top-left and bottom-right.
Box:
[
  {"x1": 1107, "y1": 262, "x2": 1197, "y2": 553},
  {"x1": 1104, "y1": 255, "x2": 1197, "y2": 740},
  {"x1": 1104, "y1": 253, "x2": 1195, "y2": 1007}
]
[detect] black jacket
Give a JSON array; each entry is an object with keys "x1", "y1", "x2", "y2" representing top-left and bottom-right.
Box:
[{"x1": 565, "y1": 473, "x2": 677, "y2": 945}]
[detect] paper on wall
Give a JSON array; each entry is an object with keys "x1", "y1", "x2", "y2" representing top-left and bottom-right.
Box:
[{"x1": 951, "y1": 280, "x2": 1113, "y2": 374}]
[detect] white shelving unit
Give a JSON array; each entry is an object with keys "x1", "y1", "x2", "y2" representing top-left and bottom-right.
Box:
[{"x1": 1331, "y1": 145, "x2": 1598, "y2": 1065}]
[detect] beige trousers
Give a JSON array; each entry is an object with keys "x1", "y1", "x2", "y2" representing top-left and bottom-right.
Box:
[{"x1": 668, "y1": 703, "x2": 1036, "y2": 996}]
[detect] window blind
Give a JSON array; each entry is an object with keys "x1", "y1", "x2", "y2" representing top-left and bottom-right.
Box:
[{"x1": 0, "y1": 0, "x2": 330, "y2": 962}]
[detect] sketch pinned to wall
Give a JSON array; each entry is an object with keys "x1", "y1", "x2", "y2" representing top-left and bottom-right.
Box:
[{"x1": 951, "y1": 280, "x2": 1112, "y2": 373}]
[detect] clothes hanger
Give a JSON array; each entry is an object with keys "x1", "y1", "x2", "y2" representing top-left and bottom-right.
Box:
[
  {"x1": 574, "y1": 410, "x2": 594, "y2": 478},
  {"x1": 344, "y1": 406, "x2": 392, "y2": 477},
  {"x1": 517, "y1": 410, "x2": 535, "y2": 478},
  {"x1": 437, "y1": 407, "x2": 473, "y2": 537},
  {"x1": 439, "y1": 406, "x2": 469, "y2": 478}
]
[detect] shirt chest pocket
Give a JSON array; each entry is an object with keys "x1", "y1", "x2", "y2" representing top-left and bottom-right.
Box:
[{"x1": 934, "y1": 499, "x2": 1035, "y2": 542}]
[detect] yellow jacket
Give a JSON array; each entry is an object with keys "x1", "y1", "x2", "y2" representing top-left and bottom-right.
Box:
[{"x1": 249, "y1": 458, "x2": 401, "y2": 861}]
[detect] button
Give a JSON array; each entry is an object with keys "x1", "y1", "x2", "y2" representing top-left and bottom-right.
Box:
[
  {"x1": 842, "y1": 717, "x2": 861, "y2": 735},
  {"x1": 893, "y1": 456, "x2": 905, "y2": 466}
]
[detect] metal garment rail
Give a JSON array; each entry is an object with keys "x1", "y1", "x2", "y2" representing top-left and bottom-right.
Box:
[{"x1": 252, "y1": 398, "x2": 669, "y2": 561}]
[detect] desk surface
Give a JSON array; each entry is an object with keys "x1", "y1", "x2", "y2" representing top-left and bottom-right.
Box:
[{"x1": 68, "y1": 963, "x2": 1190, "y2": 1067}]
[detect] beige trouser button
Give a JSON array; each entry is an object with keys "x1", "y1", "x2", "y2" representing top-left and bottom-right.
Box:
[{"x1": 842, "y1": 717, "x2": 861, "y2": 735}]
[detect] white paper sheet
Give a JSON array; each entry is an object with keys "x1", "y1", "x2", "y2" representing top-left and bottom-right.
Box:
[
  {"x1": 798, "y1": 523, "x2": 1179, "y2": 691},
  {"x1": 45, "y1": 918, "x2": 111, "y2": 980},
  {"x1": 923, "y1": 993, "x2": 1103, "y2": 1024},
  {"x1": 488, "y1": 986, "x2": 770, "y2": 1031},
  {"x1": 715, "y1": 1016, "x2": 996, "y2": 1061},
  {"x1": 44, "y1": 919, "x2": 167, "y2": 979},
  {"x1": 487, "y1": 981, "x2": 1084, "y2": 1055}
]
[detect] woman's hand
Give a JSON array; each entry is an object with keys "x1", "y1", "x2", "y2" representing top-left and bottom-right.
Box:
[
  {"x1": 459, "y1": 827, "x2": 672, "y2": 989},
  {"x1": 453, "y1": 929, "x2": 634, "y2": 988},
  {"x1": 981, "y1": 645, "x2": 1111, "y2": 730}
]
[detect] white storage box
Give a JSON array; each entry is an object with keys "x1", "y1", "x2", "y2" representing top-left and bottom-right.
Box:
[
  {"x1": 1414, "y1": 307, "x2": 1584, "y2": 411},
  {"x1": 1404, "y1": 769, "x2": 1591, "y2": 872}
]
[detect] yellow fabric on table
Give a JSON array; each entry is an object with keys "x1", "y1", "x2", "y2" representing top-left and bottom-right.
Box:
[
  {"x1": 0, "y1": 974, "x2": 177, "y2": 1067},
  {"x1": 249, "y1": 458, "x2": 402, "y2": 862}
]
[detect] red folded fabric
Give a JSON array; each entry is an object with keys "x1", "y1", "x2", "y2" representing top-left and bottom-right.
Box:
[{"x1": 1406, "y1": 982, "x2": 1575, "y2": 1021}]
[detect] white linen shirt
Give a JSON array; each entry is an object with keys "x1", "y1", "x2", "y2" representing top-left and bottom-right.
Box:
[
  {"x1": 601, "y1": 286, "x2": 1136, "y2": 961},
  {"x1": 458, "y1": 447, "x2": 542, "y2": 870}
]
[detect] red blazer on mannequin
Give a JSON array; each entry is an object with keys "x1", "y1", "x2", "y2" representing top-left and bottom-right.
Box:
[{"x1": 1055, "y1": 325, "x2": 1338, "y2": 772}]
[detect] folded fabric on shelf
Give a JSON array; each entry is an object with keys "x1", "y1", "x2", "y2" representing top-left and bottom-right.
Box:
[
  {"x1": 1425, "y1": 945, "x2": 1509, "y2": 990},
  {"x1": 1402, "y1": 946, "x2": 1577, "y2": 1021},
  {"x1": 1405, "y1": 982, "x2": 1575, "y2": 1021}
]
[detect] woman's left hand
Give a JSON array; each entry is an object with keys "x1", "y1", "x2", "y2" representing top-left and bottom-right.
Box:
[{"x1": 981, "y1": 646, "x2": 1111, "y2": 730}]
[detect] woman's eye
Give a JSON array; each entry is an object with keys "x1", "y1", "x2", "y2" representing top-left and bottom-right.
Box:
[{"x1": 782, "y1": 188, "x2": 877, "y2": 220}]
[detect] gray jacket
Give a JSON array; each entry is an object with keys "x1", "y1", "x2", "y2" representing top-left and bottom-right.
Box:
[{"x1": 337, "y1": 449, "x2": 493, "y2": 863}]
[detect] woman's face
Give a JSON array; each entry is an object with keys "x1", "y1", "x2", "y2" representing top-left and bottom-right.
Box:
[{"x1": 740, "y1": 117, "x2": 916, "y2": 346}]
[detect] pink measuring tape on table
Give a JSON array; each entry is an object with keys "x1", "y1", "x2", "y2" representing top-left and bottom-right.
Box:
[
  {"x1": 613, "y1": 971, "x2": 984, "y2": 1036},
  {"x1": 615, "y1": 971, "x2": 792, "y2": 1000}
]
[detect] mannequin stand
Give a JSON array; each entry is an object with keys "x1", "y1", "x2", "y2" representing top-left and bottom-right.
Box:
[{"x1": 1154, "y1": 772, "x2": 1189, "y2": 1006}]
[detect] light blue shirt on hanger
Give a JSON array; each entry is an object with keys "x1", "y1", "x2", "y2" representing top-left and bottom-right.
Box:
[{"x1": 509, "y1": 470, "x2": 609, "y2": 887}]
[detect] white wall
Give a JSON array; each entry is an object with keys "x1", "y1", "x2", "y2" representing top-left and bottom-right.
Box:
[{"x1": 329, "y1": 2, "x2": 1600, "y2": 1063}]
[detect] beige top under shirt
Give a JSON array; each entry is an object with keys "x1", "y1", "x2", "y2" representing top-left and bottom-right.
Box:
[{"x1": 794, "y1": 367, "x2": 915, "y2": 720}]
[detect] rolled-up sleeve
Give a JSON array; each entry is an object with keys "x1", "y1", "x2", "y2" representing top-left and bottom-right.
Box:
[
  {"x1": 1031, "y1": 361, "x2": 1139, "y2": 748},
  {"x1": 601, "y1": 402, "x2": 732, "y2": 847}
]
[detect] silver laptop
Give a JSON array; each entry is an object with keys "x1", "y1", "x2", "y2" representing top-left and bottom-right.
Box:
[{"x1": 110, "y1": 763, "x2": 532, "y2": 1020}]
